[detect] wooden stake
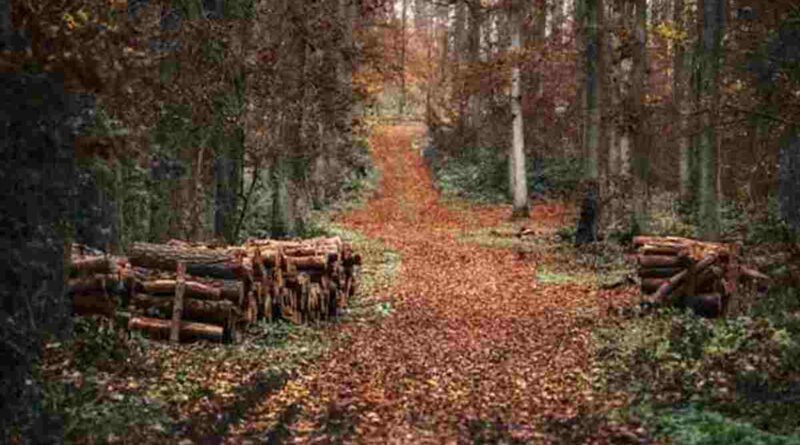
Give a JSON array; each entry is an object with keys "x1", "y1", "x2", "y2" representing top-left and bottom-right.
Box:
[{"x1": 170, "y1": 262, "x2": 186, "y2": 343}]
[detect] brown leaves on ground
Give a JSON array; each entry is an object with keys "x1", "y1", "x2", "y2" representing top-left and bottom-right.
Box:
[{"x1": 227, "y1": 125, "x2": 641, "y2": 444}]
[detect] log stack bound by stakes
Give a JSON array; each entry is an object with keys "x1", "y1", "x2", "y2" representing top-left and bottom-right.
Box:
[
  {"x1": 634, "y1": 236, "x2": 770, "y2": 317},
  {"x1": 66, "y1": 237, "x2": 361, "y2": 343}
]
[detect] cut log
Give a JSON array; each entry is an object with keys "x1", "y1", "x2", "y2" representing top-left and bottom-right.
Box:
[
  {"x1": 682, "y1": 294, "x2": 723, "y2": 318},
  {"x1": 285, "y1": 255, "x2": 329, "y2": 271},
  {"x1": 741, "y1": 266, "x2": 771, "y2": 282},
  {"x1": 637, "y1": 254, "x2": 690, "y2": 268},
  {"x1": 215, "y1": 280, "x2": 244, "y2": 305},
  {"x1": 633, "y1": 236, "x2": 697, "y2": 247},
  {"x1": 641, "y1": 278, "x2": 669, "y2": 294},
  {"x1": 131, "y1": 295, "x2": 238, "y2": 326},
  {"x1": 68, "y1": 275, "x2": 109, "y2": 295},
  {"x1": 128, "y1": 316, "x2": 223, "y2": 342},
  {"x1": 72, "y1": 293, "x2": 116, "y2": 318},
  {"x1": 638, "y1": 267, "x2": 685, "y2": 279},
  {"x1": 129, "y1": 242, "x2": 239, "y2": 271},
  {"x1": 170, "y1": 262, "x2": 186, "y2": 343},
  {"x1": 142, "y1": 280, "x2": 223, "y2": 300},
  {"x1": 653, "y1": 269, "x2": 690, "y2": 303},
  {"x1": 185, "y1": 263, "x2": 241, "y2": 280},
  {"x1": 70, "y1": 256, "x2": 112, "y2": 277},
  {"x1": 639, "y1": 245, "x2": 689, "y2": 257}
]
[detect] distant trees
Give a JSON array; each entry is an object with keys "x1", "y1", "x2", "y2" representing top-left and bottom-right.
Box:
[{"x1": 415, "y1": 0, "x2": 798, "y2": 240}]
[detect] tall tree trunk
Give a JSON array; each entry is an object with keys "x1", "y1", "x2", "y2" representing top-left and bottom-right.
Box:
[
  {"x1": 631, "y1": 0, "x2": 649, "y2": 233},
  {"x1": 674, "y1": 0, "x2": 692, "y2": 202},
  {"x1": 466, "y1": 1, "x2": 483, "y2": 144},
  {"x1": 696, "y1": 0, "x2": 724, "y2": 240},
  {"x1": 400, "y1": 0, "x2": 408, "y2": 115},
  {"x1": 510, "y1": 0, "x2": 530, "y2": 217},
  {"x1": 550, "y1": 0, "x2": 565, "y2": 42},
  {"x1": 575, "y1": 0, "x2": 602, "y2": 244},
  {"x1": 454, "y1": 1, "x2": 468, "y2": 136},
  {"x1": 272, "y1": 0, "x2": 309, "y2": 238}
]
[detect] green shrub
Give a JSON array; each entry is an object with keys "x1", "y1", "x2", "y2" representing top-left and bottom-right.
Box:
[
  {"x1": 655, "y1": 406, "x2": 800, "y2": 445},
  {"x1": 43, "y1": 378, "x2": 170, "y2": 443},
  {"x1": 746, "y1": 196, "x2": 799, "y2": 246},
  {"x1": 431, "y1": 144, "x2": 584, "y2": 203},
  {"x1": 434, "y1": 147, "x2": 508, "y2": 203},
  {"x1": 71, "y1": 317, "x2": 147, "y2": 373}
]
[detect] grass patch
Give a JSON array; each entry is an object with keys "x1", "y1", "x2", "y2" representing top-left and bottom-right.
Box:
[
  {"x1": 321, "y1": 223, "x2": 403, "y2": 322},
  {"x1": 537, "y1": 269, "x2": 583, "y2": 285}
]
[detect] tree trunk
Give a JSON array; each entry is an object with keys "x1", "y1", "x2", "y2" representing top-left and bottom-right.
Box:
[
  {"x1": 400, "y1": 0, "x2": 408, "y2": 115},
  {"x1": 575, "y1": 0, "x2": 603, "y2": 244},
  {"x1": 631, "y1": 0, "x2": 649, "y2": 233},
  {"x1": 674, "y1": 0, "x2": 693, "y2": 202},
  {"x1": 696, "y1": 0, "x2": 724, "y2": 241},
  {"x1": 509, "y1": 1, "x2": 529, "y2": 218}
]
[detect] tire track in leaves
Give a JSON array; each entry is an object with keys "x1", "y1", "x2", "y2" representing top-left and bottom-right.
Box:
[{"x1": 228, "y1": 125, "x2": 610, "y2": 444}]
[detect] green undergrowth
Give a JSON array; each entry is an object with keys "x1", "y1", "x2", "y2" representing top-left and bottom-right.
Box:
[
  {"x1": 456, "y1": 222, "x2": 634, "y2": 289},
  {"x1": 41, "y1": 220, "x2": 401, "y2": 443},
  {"x1": 428, "y1": 143, "x2": 583, "y2": 203},
  {"x1": 595, "y1": 287, "x2": 800, "y2": 444},
  {"x1": 39, "y1": 313, "x2": 330, "y2": 442},
  {"x1": 316, "y1": 221, "x2": 402, "y2": 323}
]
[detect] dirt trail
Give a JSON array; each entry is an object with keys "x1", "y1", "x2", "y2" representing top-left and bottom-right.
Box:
[{"x1": 231, "y1": 125, "x2": 602, "y2": 443}]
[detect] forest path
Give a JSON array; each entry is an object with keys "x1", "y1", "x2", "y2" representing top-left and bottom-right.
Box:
[{"x1": 230, "y1": 125, "x2": 605, "y2": 443}]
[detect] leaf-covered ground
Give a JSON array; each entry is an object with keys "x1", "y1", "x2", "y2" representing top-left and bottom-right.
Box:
[{"x1": 225, "y1": 125, "x2": 644, "y2": 443}]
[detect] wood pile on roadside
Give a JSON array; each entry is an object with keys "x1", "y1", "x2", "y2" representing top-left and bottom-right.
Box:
[
  {"x1": 67, "y1": 236, "x2": 361, "y2": 343},
  {"x1": 634, "y1": 236, "x2": 770, "y2": 317},
  {"x1": 68, "y1": 244, "x2": 133, "y2": 319}
]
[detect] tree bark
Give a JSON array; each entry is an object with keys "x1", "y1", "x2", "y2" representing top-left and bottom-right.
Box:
[
  {"x1": 631, "y1": 0, "x2": 649, "y2": 233},
  {"x1": 696, "y1": 0, "x2": 724, "y2": 241},
  {"x1": 509, "y1": 0, "x2": 529, "y2": 218}
]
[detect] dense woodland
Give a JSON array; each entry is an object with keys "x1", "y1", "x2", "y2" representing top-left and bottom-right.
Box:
[
  {"x1": 382, "y1": 0, "x2": 800, "y2": 243},
  {"x1": 2, "y1": 0, "x2": 800, "y2": 443}
]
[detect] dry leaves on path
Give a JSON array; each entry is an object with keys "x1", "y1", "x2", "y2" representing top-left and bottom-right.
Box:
[{"x1": 228, "y1": 125, "x2": 632, "y2": 444}]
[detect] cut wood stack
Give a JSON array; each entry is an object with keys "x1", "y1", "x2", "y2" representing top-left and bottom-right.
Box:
[
  {"x1": 126, "y1": 242, "x2": 249, "y2": 343},
  {"x1": 242, "y1": 236, "x2": 362, "y2": 325},
  {"x1": 68, "y1": 237, "x2": 361, "y2": 343},
  {"x1": 68, "y1": 245, "x2": 132, "y2": 319},
  {"x1": 123, "y1": 236, "x2": 360, "y2": 342},
  {"x1": 634, "y1": 236, "x2": 770, "y2": 317}
]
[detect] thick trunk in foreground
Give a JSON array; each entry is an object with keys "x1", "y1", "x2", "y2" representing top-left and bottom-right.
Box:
[{"x1": 575, "y1": 0, "x2": 603, "y2": 244}]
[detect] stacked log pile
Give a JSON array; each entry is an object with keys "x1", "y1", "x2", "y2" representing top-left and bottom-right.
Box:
[
  {"x1": 126, "y1": 241, "x2": 248, "y2": 343},
  {"x1": 67, "y1": 237, "x2": 361, "y2": 343},
  {"x1": 68, "y1": 245, "x2": 133, "y2": 319},
  {"x1": 241, "y1": 236, "x2": 362, "y2": 325},
  {"x1": 634, "y1": 236, "x2": 770, "y2": 317}
]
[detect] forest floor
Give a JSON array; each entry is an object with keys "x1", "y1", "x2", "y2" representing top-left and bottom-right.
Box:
[
  {"x1": 222, "y1": 124, "x2": 645, "y2": 443},
  {"x1": 38, "y1": 125, "x2": 800, "y2": 444}
]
